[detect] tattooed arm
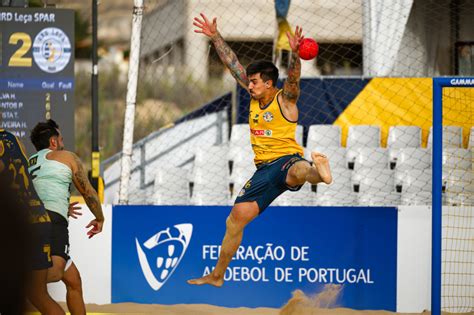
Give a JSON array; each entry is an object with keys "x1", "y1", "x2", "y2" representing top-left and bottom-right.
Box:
[
  {"x1": 282, "y1": 26, "x2": 304, "y2": 105},
  {"x1": 68, "y1": 152, "x2": 104, "y2": 238},
  {"x1": 193, "y1": 13, "x2": 249, "y2": 90},
  {"x1": 282, "y1": 52, "x2": 301, "y2": 104}
]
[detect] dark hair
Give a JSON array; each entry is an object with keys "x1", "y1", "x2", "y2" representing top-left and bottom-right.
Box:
[
  {"x1": 30, "y1": 119, "x2": 60, "y2": 151},
  {"x1": 246, "y1": 60, "x2": 279, "y2": 87}
]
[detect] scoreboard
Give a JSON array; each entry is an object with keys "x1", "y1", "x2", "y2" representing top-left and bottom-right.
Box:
[{"x1": 0, "y1": 7, "x2": 74, "y2": 155}]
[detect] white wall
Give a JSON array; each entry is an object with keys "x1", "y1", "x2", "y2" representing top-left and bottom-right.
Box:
[
  {"x1": 48, "y1": 205, "x2": 112, "y2": 304},
  {"x1": 397, "y1": 206, "x2": 432, "y2": 312}
]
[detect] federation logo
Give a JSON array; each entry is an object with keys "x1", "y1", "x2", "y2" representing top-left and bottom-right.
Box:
[
  {"x1": 263, "y1": 111, "x2": 273, "y2": 122},
  {"x1": 33, "y1": 27, "x2": 72, "y2": 73},
  {"x1": 136, "y1": 224, "x2": 193, "y2": 291}
]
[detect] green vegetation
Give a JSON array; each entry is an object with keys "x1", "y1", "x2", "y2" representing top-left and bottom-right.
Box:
[{"x1": 74, "y1": 67, "x2": 227, "y2": 167}]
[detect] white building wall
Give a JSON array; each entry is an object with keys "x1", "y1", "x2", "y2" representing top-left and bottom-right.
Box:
[{"x1": 182, "y1": 0, "x2": 362, "y2": 81}]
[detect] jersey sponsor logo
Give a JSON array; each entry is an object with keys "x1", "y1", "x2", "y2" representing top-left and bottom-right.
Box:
[
  {"x1": 263, "y1": 111, "x2": 274, "y2": 122},
  {"x1": 136, "y1": 224, "x2": 193, "y2": 291},
  {"x1": 33, "y1": 27, "x2": 72, "y2": 73},
  {"x1": 251, "y1": 129, "x2": 272, "y2": 137}
]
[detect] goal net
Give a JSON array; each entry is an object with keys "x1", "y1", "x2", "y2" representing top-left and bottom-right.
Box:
[{"x1": 433, "y1": 79, "x2": 474, "y2": 313}]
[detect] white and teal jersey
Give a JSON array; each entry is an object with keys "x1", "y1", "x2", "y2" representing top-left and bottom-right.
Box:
[{"x1": 28, "y1": 149, "x2": 72, "y2": 220}]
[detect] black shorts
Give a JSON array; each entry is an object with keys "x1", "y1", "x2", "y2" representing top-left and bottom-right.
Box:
[
  {"x1": 31, "y1": 222, "x2": 53, "y2": 270},
  {"x1": 234, "y1": 154, "x2": 309, "y2": 213},
  {"x1": 46, "y1": 210, "x2": 70, "y2": 261}
]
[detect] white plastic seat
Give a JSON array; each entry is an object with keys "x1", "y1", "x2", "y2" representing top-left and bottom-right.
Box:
[
  {"x1": 393, "y1": 148, "x2": 431, "y2": 171},
  {"x1": 401, "y1": 192, "x2": 432, "y2": 205},
  {"x1": 443, "y1": 169, "x2": 473, "y2": 207},
  {"x1": 153, "y1": 167, "x2": 190, "y2": 205},
  {"x1": 315, "y1": 192, "x2": 358, "y2": 206},
  {"x1": 387, "y1": 126, "x2": 422, "y2": 167},
  {"x1": 317, "y1": 168, "x2": 352, "y2": 194},
  {"x1": 358, "y1": 192, "x2": 400, "y2": 206},
  {"x1": 445, "y1": 193, "x2": 474, "y2": 206},
  {"x1": 443, "y1": 169, "x2": 474, "y2": 194},
  {"x1": 306, "y1": 147, "x2": 347, "y2": 169},
  {"x1": 398, "y1": 169, "x2": 432, "y2": 193},
  {"x1": 353, "y1": 168, "x2": 395, "y2": 193},
  {"x1": 230, "y1": 165, "x2": 256, "y2": 186},
  {"x1": 427, "y1": 126, "x2": 463, "y2": 148},
  {"x1": 273, "y1": 184, "x2": 315, "y2": 206},
  {"x1": 229, "y1": 144, "x2": 254, "y2": 170},
  {"x1": 347, "y1": 125, "x2": 381, "y2": 148},
  {"x1": 442, "y1": 148, "x2": 472, "y2": 170},
  {"x1": 350, "y1": 147, "x2": 389, "y2": 170},
  {"x1": 192, "y1": 146, "x2": 232, "y2": 203},
  {"x1": 306, "y1": 125, "x2": 341, "y2": 148},
  {"x1": 316, "y1": 168, "x2": 357, "y2": 206},
  {"x1": 230, "y1": 124, "x2": 251, "y2": 148},
  {"x1": 387, "y1": 126, "x2": 422, "y2": 149},
  {"x1": 192, "y1": 168, "x2": 229, "y2": 193},
  {"x1": 296, "y1": 124, "x2": 304, "y2": 147},
  {"x1": 194, "y1": 145, "x2": 229, "y2": 167},
  {"x1": 192, "y1": 146, "x2": 230, "y2": 190},
  {"x1": 191, "y1": 188, "x2": 232, "y2": 206}
]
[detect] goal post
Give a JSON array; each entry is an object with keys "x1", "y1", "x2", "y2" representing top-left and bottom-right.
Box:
[{"x1": 432, "y1": 77, "x2": 474, "y2": 315}]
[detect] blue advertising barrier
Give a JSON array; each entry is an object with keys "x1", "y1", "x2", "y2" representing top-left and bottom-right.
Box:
[{"x1": 112, "y1": 205, "x2": 397, "y2": 310}]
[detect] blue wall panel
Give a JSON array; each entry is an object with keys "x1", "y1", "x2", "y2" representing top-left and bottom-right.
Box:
[{"x1": 112, "y1": 205, "x2": 396, "y2": 310}]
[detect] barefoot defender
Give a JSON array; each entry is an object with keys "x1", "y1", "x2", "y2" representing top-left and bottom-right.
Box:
[
  {"x1": 188, "y1": 14, "x2": 332, "y2": 287},
  {"x1": 29, "y1": 120, "x2": 105, "y2": 314}
]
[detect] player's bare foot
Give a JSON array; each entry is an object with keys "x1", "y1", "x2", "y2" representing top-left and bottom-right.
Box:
[
  {"x1": 187, "y1": 273, "x2": 224, "y2": 287},
  {"x1": 311, "y1": 152, "x2": 332, "y2": 184}
]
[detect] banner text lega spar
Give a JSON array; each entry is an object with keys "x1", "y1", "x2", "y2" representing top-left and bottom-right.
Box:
[{"x1": 0, "y1": 12, "x2": 56, "y2": 23}]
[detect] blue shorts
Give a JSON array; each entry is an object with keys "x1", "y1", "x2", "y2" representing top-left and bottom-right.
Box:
[
  {"x1": 31, "y1": 222, "x2": 53, "y2": 270},
  {"x1": 234, "y1": 154, "x2": 309, "y2": 213}
]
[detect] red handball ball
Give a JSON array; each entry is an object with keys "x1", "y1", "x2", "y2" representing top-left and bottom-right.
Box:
[{"x1": 299, "y1": 38, "x2": 319, "y2": 60}]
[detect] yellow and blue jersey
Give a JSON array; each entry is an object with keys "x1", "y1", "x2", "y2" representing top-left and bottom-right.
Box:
[
  {"x1": 0, "y1": 130, "x2": 50, "y2": 224},
  {"x1": 249, "y1": 90, "x2": 304, "y2": 164}
]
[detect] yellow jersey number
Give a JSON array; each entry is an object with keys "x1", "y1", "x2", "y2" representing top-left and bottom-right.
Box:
[{"x1": 9, "y1": 161, "x2": 30, "y2": 191}]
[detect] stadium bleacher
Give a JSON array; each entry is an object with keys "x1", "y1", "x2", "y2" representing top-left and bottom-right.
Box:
[{"x1": 147, "y1": 123, "x2": 472, "y2": 207}]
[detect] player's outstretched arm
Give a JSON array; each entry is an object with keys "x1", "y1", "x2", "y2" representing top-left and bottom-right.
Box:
[
  {"x1": 193, "y1": 13, "x2": 249, "y2": 90},
  {"x1": 282, "y1": 26, "x2": 304, "y2": 105},
  {"x1": 68, "y1": 152, "x2": 104, "y2": 238}
]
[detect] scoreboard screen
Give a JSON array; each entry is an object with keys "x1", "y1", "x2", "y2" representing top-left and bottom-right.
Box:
[{"x1": 0, "y1": 8, "x2": 75, "y2": 155}]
